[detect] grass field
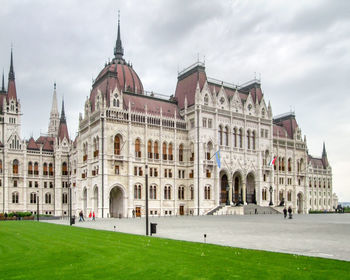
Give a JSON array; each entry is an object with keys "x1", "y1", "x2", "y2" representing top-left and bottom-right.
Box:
[{"x1": 0, "y1": 222, "x2": 349, "y2": 280}]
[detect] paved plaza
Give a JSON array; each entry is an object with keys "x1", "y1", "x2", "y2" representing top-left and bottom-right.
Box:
[{"x1": 44, "y1": 214, "x2": 350, "y2": 262}]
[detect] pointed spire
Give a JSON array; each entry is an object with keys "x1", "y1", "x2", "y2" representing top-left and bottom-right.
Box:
[
  {"x1": 60, "y1": 99, "x2": 66, "y2": 123},
  {"x1": 48, "y1": 82, "x2": 60, "y2": 136},
  {"x1": 114, "y1": 10, "x2": 124, "y2": 60},
  {"x1": 322, "y1": 142, "x2": 327, "y2": 158},
  {"x1": 9, "y1": 48, "x2": 15, "y2": 80},
  {"x1": 1, "y1": 70, "x2": 5, "y2": 92},
  {"x1": 58, "y1": 99, "x2": 69, "y2": 141}
]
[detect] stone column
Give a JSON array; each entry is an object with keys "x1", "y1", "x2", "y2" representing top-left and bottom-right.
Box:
[{"x1": 242, "y1": 180, "x2": 247, "y2": 204}]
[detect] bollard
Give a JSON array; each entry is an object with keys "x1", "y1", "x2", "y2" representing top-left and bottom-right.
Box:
[{"x1": 150, "y1": 223, "x2": 157, "y2": 236}]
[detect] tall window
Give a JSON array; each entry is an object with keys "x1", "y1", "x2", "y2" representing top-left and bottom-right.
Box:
[
  {"x1": 168, "y1": 143, "x2": 173, "y2": 160},
  {"x1": 0, "y1": 160, "x2": 2, "y2": 173},
  {"x1": 148, "y1": 140, "x2": 152, "y2": 159},
  {"x1": 12, "y1": 192, "x2": 19, "y2": 203},
  {"x1": 252, "y1": 131, "x2": 256, "y2": 150},
  {"x1": 28, "y1": 161, "x2": 33, "y2": 175},
  {"x1": 247, "y1": 130, "x2": 251, "y2": 149},
  {"x1": 135, "y1": 139, "x2": 141, "y2": 158},
  {"x1": 190, "y1": 143, "x2": 194, "y2": 161},
  {"x1": 45, "y1": 193, "x2": 52, "y2": 204},
  {"x1": 178, "y1": 186, "x2": 184, "y2": 200},
  {"x1": 233, "y1": 128, "x2": 237, "y2": 148},
  {"x1": 190, "y1": 186, "x2": 194, "y2": 200},
  {"x1": 150, "y1": 185, "x2": 157, "y2": 199},
  {"x1": 288, "y1": 158, "x2": 292, "y2": 172},
  {"x1": 30, "y1": 193, "x2": 37, "y2": 204},
  {"x1": 179, "y1": 144, "x2": 184, "y2": 162},
  {"x1": 134, "y1": 184, "x2": 141, "y2": 199},
  {"x1": 164, "y1": 186, "x2": 171, "y2": 200},
  {"x1": 43, "y1": 163, "x2": 48, "y2": 176},
  {"x1": 154, "y1": 141, "x2": 159, "y2": 159},
  {"x1": 93, "y1": 137, "x2": 99, "y2": 158},
  {"x1": 114, "y1": 135, "x2": 121, "y2": 155},
  {"x1": 282, "y1": 158, "x2": 285, "y2": 172},
  {"x1": 206, "y1": 142, "x2": 213, "y2": 160},
  {"x1": 224, "y1": 126, "x2": 229, "y2": 146},
  {"x1": 162, "y1": 142, "x2": 167, "y2": 160},
  {"x1": 34, "y1": 162, "x2": 39, "y2": 175},
  {"x1": 218, "y1": 126, "x2": 223, "y2": 145},
  {"x1": 49, "y1": 163, "x2": 54, "y2": 176},
  {"x1": 287, "y1": 191, "x2": 292, "y2": 201},
  {"x1": 262, "y1": 189, "x2": 267, "y2": 200},
  {"x1": 62, "y1": 162, "x2": 68, "y2": 176},
  {"x1": 13, "y1": 159, "x2": 19, "y2": 175},
  {"x1": 239, "y1": 129, "x2": 243, "y2": 148},
  {"x1": 83, "y1": 142, "x2": 88, "y2": 162},
  {"x1": 204, "y1": 186, "x2": 211, "y2": 200},
  {"x1": 62, "y1": 193, "x2": 68, "y2": 204}
]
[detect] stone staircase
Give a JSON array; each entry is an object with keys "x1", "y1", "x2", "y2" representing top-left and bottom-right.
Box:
[
  {"x1": 243, "y1": 204, "x2": 280, "y2": 215},
  {"x1": 206, "y1": 205, "x2": 224, "y2": 215}
]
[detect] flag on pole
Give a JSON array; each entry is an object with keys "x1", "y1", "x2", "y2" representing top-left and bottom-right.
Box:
[
  {"x1": 215, "y1": 150, "x2": 221, "y2": 169},
  {"x1": 269, "y1": 156, "x2": 277, "y2": 166}
]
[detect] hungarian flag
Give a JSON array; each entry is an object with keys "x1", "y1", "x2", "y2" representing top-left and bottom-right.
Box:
[{"x1": 269, "y1": 156, "x2": 277, "y2": 166}]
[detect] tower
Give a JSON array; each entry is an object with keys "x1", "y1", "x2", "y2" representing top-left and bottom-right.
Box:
[
  {"x1": 57, "y1": 100, "x2": 69, "y2": 142},
  {"x1": 48, "y1": 83, "x2": 60, "y2": 136}
]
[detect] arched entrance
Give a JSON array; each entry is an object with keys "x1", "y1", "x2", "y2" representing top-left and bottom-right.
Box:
[
  {"x1": 232, "y1": 172, "x2": 242, "y2": 204},
  {"x1": 83, "y1": 188, "x2": 87, "y2": 216},
  {"x1": 297, "y1": 192, "x2": 303, "y2": 214},
  {"x1": 220, "y1": 173, "x2": 229, "y2": 205},
  {"x1": 93, "y1": 186, "x2": 98, "y2": 215},
  {"x1": 246, "y1": 173, "x2": 256, "y2": 204},
  {"x1": 109, "y1": 186, "x2": 124, "y2": 218}
]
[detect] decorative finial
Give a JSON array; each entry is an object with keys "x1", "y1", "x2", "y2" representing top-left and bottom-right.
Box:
[
  {"x1": 54, "y1": 82, "x2": 56, "y2": 90},
  {"x1": 114, "y1": 10, "x2": 124, "y2": 59},
  {"x1": 9, "y1": 47, "x2": 15, "y2": 80}
]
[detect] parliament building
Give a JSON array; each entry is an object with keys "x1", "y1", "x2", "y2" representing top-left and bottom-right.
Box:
[{"x1": 0, "y1": 19, "x2": 336, "y2": 218}]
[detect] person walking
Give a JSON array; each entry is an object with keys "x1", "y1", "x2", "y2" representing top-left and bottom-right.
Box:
[
  {"x1": 89, "y1": 211, "x2": 92, "y2": 220},
  {"x1": 288, "y1": 206, "x2": 293, "y2": 219},
  {"x1": 92, "y1": 212, "x2": 95, "y2": 221},
  {"x1": 79, "y1": 211, "x2": 83, "y2": 222},
  {"x1": 283, "y1": 207, "x2": 287, "y2": 219}
]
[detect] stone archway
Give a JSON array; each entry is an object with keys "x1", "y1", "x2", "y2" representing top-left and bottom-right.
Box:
[
  {"x1": 220, "y1": 173, "x2": 229, "y2": 205},
  {"x1": 83, "y1": 188, "x2": 87, "y2": 217},
  {"x1": 109, "y1": 186, "x2": 124, "y2": 218},
  {"x1": 246, "y1": 173, "x2": 256, "y2": 204},
  {"x1": 232, "y1": 172, "x2": 243, "y2": 204},
  {"x1": 297, "y1": 192, "x2": 303, "y2": 214}
]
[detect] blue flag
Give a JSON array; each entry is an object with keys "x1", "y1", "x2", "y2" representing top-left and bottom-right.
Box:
[{"x1": 215, "y1": 150, "x2": 221, "y2": 169}]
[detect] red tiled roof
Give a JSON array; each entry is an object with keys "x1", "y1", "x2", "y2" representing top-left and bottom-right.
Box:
[
  {"x1": 274, "y1": 118, "x2": 298, "y2": 139},
  {"x1": 273, "y1": 124, "x2": 288, "y2": 138},
  {"x1": 35, "y1": 136, "x2": 55, "y2": 151},
  {"x1": 58, "y1": 122, "x2": 69, "y2": 142},
  {"x1": 27, "y1": 137, "x2": 39, "y2": 150},
  {"x1": 123, "y1": 93, "x2": 182, "y2": 119},
  {"x1": 308, "y1": 155, "x2": 326, "y2": 169},
  {"x1": 0, "y1": 93, "x2": 6, "y2": 112},
  {"x1": 7, "y1": 79, "x2": 17, "y2": 101}
]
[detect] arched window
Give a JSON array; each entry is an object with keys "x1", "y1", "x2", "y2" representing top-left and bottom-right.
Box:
[
  {"x1": 300, "y1": 158, "x2": 304, "y2": 172},
  {"x1": 34, "y1": 162, "x2": 39, "y2": 175},
  {"x1": 45, "y1": 193, "x2": 51, "y2": 204},
  {"x1": 190, "y1": 186, "x2": 194, "y2": 200},
  {"x1": 135, "y1": 139, "x2": 141, "y2": 158},
  {"x1": 190, "y1": 143, "x2": 194, "y2": 161},
  {"x1": 178, "y1": 186, "x2": 184, "y2": 200},
  {"x1": 288, "y1": 158, "x2": 292, "y2": 172},
  {"x1": 282, "y1": 158, "x2": 285, "y2": 172},
  {"x1": 30, "y1": 192, "x2": 37, "y2": 204},
  {"x1": 278, "y1": 157, "x2": 281, "y2": 171},
  {"x1": 262, "y1": 189, "x2": 267, "y2": 200},
  {"x1": 94, "y1": 137, "x2": 99, "y2": 158},
  {"x1": 233, "y1": 128, "x2": 237, "y2": 148},
  {"x1": 12, "y1": 192, "x2": 19, "y2": 203},
  {"x1": 204, "y1": 94, "x2": 209, "y2": 105},
  {"x1": 206, "y1": 142, "x2": 213, "y2": 160},
  {"x1": 149, "y1": 185, "x2": 157, "y2": 199},
  {"x1": 43, "y1": 163, "x2": 48, "y2": 176},
  {"x1": 147, "y1": 140, "x2": 152, "y2": 159},
  {"x1": 204, "y1": 186, "x2": 211, "y2": 200},
  {"x1": 83, "y1": 142, "x2": 88, "y2": 162},
  {"x1": 224, "y1": 126, "x2": 229, "y2": 146},
  {"x1": 28, "y1": 161, "x2": 33, "y2": 175},
  {"x1": 247, "y1": 130, "x2": 251, "y2": 149},
  {"x1": 13, "y1": 159, "x2": 19, "y2": 175},
  {"x1": 179, "y1": 144, "x2": 184, "y2": 162},
  {"x1": 239, "y1": 128, "x2": 243, "y2": 148},
  {"x1": 287, "y1": 191, "x2": 292, "y2": 201},
  {"x1": 162, "y1": 142, "x2": 167, "y2": 160},
  {"x1": 0, "y1": 160, "x2": 2, "y2": 173},
  {"x1": 49, "y1": 163, "x2": 54, "y2": 176},
  {"x1": 62, "y1": 162, "x2": 68, "y2": 176},
  {"x1": 114, "y1": 135, "x2": 121, "y2": 155},
  {"x1": 154, "y1": 141, "x2": 159, "y2": 159},
  {"x1": 134, "y1": 184, "x2": 141, "y2": 199},
  {"x1": 168, "y1": 143, "x2": 173, "y2": 160},
  {"x1": 164, "y1": 186, "x2": 171, "y2": 200},
  {"x1": 62, "y1": 193, "x2": 68, "y2": 204},
  {"x1": 218, "y1": 125, "x2": 223, "y2": 146},
  {"x1": 252, "y1": 131, "x2": 256, "y2": 150}
]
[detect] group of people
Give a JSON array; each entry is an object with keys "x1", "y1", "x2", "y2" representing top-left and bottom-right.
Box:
[
  {"x1": 283, "y1": 207, "x2": 293, "y2": 219},
  {"x1": 78, "y1": 210, "x2": 95, "y2": 222}
]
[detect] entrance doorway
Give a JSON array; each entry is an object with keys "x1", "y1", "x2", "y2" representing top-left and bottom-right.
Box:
[
  {"x1": 179, "y1": 205, "x2": 184, "y2": 216},
  {"x1": 135, "y1": 207, "x2": 141, "y2": 217},
  {"x1": 246, "y1": 173, "x2": 256, "y2": 204},
  {"x1": 109, "y1": 186, "x2": 124, "y2": 218},
  {"x1": 220, "y1": 174, "x2": 229, "y2": 205}
]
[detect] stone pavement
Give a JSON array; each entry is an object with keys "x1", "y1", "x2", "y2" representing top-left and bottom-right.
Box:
[{"x1": 43, "y1": 214, "x2": 350, "y2": 262}]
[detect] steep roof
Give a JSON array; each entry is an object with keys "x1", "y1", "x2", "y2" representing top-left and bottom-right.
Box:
[
  {"x1": 58, "y1": 101, "x2": 69, "y2": 141},
  {"x1": 273, "y1": 113, "x2": 298, "y2": 139},
  {"x1": 308, "y1": 155, "x2": 327, "y2": 169},
  {"x1": 27, "y1": 137, "x2": 39, "y2": 150},
  {"x1": 273, "y1": 124, "x2": 288, "y2": 138},
  {"x1": 7, "y1": 50, "x2": 17, "y2": 101}
]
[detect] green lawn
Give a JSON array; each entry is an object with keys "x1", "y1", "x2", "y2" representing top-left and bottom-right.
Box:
[{"x1": 0, "y1": 222, "x2": 348, "y2": 280}]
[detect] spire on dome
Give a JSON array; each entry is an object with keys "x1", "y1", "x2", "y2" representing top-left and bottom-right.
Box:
[
  {"x1": 7, "y1": 49, "x2": 17, "y2": 100},
  {"x1": 114, "y1": 10, "x2": 124, "y2": 60}
]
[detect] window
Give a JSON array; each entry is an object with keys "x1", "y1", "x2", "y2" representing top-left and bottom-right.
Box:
[
  {"x1": 35, "y1": 181, "x2": 38, "y2": 188},
  {"x1": 202, "y1": 118, "x2": 207, "y2": 128},
  {"x1": 179, "y1": 144, "x2": 184, "y2": 162},
  {"x1": 190, "y1": 119, "x2": 195, "y2": 129},
  {"x1": 114, "y1": 135, "x2": 121, "y2": 155},
  {"x1": 44, "y1": 182, "x2": 47, "y2": 188},
  {"x1": 154, "y1": 141, "x2": 159, "y2": 159},
  {"x1": 12, "y1": 192, "x2": 19, "y2": 203},
  {"x1": 252, "y1": 131, "x2": 256, "y2": 150},
  {"x1": 233, "y1": 128, "x2": 237, "y2": 148},
  {"x1": 13, "y1": 159, "x2": 19, "y2": 175},
  {"x1": 29, "y1": 181, "x2": 32, "y2": 188},
  {"x1": 247, "y1": 130, "x2": 251, "y2": 149},
  {"x1": 45, "y1": 193, "x2": 51, "y2": 204},
  {"x1": 30, "y1": 193, "x2": 37, "y2": 204},
  {"x1": 204, "y1": 186, "x2": 211, "y2": 200},
  {"x1": 34, "y1": 162, "x2": 39, "y2": 175},
  {"x1": 0, "y1": 160, "x2": 2, "y2": 173},
  {"x1": 162, "y1": 142, "x2": 167, "y2": 160},
  {"x1": 206, "y1": 169, "x2": 211, "y2": 178},
  {"x1": 164, "y1": 186, "x2": 171, "y2": 200},
  {"x1": 43, "y1": 163, "x2": 48, "y2": 176},
  {"x1": 62, "y1": 193, "x2": 68, "y2": 204},
  {"x1": 134, "y1": 184, "x2": 141, "y2": 199},
  {"x1": 62, "y1": 162, "x2": 68, "y2": 176},
  {"x1": 218, "y1": 125, "x2": 223, "y2": 145},
  {"x1": 50, "y1": 182, "x2": 53, "y2": 188},
  {"x1": 150, "y1": 185, "x2": 157, "y2": 199},
  {"x1": 135, "y1": 139, "x2": 141, "y2": 158},
  {"x1": 13, "y1": 180, "x2": 17, "y2": 187},
  {"x1": 190, "y1": 143, "x2": 194, "y2": 161},
  {"x1": 239, "y1": 129, "x2": 243, "y2": 148},
  {"x1": 28, "y1": 161, "x2": 33, "y2": 175},
  {"x1": 115, "y1": 165, "x2": 120, "y2": 175},
  {"x1": 178, "y1": 186, "x2": 184, "y2": 200},
  {"x1": 224, "y1": 126, "x2": 229, "y2": 146},
  {"x1": 189, "y1": 170, "x2": 194, "y2": 178},
  {"x1": 208, "y1": 119, "x2": 212, "y2": 128},
  {"x1": 204, "y1": 94, "x2": 209, "y2": 105},
  {"x1": 83, "y1": 142, "x2": 88, "y2": 162},
  {"x1": 288, "y1": 158, "x2": 292, "y2": 172},
  {"x1": 190, "y1": 186, "x2": 194, "y2": 200},
  {"x1": 148, "y1": 140, "x2": 152, "y2": 159},
  {"x1": 287, "y1": 191, "x2": 292, "y2": 202},
  {"x1": 49, "y1": 163, "x2": 54, "y2": 176},
  {"x1": 168, "y1": 143, "x2": 173, "y2": 161},
  {"x1": 262, "y1": 189, "x2": 267, "y2": 200}
]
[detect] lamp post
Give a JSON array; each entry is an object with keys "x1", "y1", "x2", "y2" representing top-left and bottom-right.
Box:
[
  {"x1": 145, "y1": 164, "x2": 149, "y2": 236},
  {"x1": 69, "y1": 186, "x2": 73, "y2": 225},
  {"x1": 37, "y1": 190, "x2": 39, "y2": 221},
  {"x1": 269, "y1": 186, "x2": 273, "y2": 206}
]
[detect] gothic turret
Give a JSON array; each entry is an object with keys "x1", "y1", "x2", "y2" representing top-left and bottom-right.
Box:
[
  {"x1": 0, "y1": 70, "x2": 5, "y2": 93},
  {"x1": 322, "y1": 142, "x2": 329, "y2": 167},
  {"x1": 114, "y1": 11, "x2": 124, "y2": 60},
  {"x1": 7, "y1": 49, "x2": 17, "y2": 101},
  {"x1": 48, "y1": 83, "x2": 60, "y2": 136},
  {"x1": 58, "y1": 100, "x2": 69, "y2": 142}
]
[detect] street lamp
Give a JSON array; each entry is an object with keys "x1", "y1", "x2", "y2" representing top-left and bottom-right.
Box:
[
  {"x1": 269, "y1": 186, "x2": 273, "y2": 206},
  {"x1": 37, "y1": 190, "x2": 39, "y2": 221},
  {"x1": 145, "y1": 164, "x2": 149, "y2": 236}
]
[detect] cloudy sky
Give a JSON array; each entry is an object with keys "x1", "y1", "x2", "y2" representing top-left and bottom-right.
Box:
[{"x1": 1, "y1": 0, "x2": 349, "y2": 201}]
